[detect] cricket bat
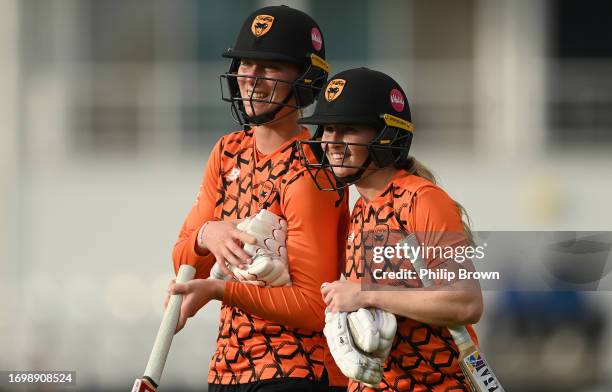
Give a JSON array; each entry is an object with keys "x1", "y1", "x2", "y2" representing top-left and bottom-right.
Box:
[
  {"x1": 132, "y1": 264, "x2": 196, "y2": 392},
  {"x1": 400, "y1": 236, "x2": 505, "y2": 392}
]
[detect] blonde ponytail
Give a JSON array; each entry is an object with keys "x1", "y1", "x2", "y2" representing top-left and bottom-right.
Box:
[
  {"x1": 405, "y1": 156, "x2": 437, "y2": 184},
  {"x1": 404, "y1": 156, "x2": 474, "y2": 245}
]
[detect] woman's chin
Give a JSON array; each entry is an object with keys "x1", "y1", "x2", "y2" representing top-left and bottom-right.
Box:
[
  {"x1": 244, "y1": 104, "x2": 276, "y2": 118},
  {"x1": 332, "y1": 167, "x2": 358, "y2": 179}
]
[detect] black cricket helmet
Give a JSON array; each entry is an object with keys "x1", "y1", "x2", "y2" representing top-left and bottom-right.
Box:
[
  {"x1": 297, "y1": 67, "x2": 414, "y2": 191},
  {"x1": 220, "y1": 5, "x2": 330, "y2": 126}
]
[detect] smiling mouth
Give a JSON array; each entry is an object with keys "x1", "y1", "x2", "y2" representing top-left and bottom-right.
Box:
[
  {"x1": 328, "y1": 151, "x2": 349, "y2": 164},
  {"x1": 247, "y1": 90, "x2": 269, "y2": 100}
]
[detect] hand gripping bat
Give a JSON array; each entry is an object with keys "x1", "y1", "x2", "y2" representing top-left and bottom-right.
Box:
[{"x1": 132, "y1": 264, "x2": 196, "y2": 392}]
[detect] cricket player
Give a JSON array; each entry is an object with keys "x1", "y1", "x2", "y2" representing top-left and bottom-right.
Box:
[
  {"x1": 298, "y1": 68, "x2": 484, "y2": 391},
  {"x1": 169, "y1": 5, "x2": 349, "y2": 392}
]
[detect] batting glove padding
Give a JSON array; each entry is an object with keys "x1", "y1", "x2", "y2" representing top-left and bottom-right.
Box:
[
  {"x1": 348, "y1": 308, "x2": 397, "y2": 360},
  {"x1": 324, "y1": 310, "x2": 384, "y2": 386},
  {"x1": 210, "y1": 210, "x2": 290, "y2": 287}
]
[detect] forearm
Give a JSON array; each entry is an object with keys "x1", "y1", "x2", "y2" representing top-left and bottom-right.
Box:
[
  {"x1": 173, "y1": 138, "x2": 222, "y2": 277},
  {"x1": 219, "y1": 173, "x2": 347, "y2": 331},
  {"x1": 362, "y1": 287, "x2": 483, "y2": 326},
  {"x1": 209, "y1": 279, "x2": 225, "y2": 301},
  {"x1": 223, "y1": 282, "x2": 325, "y2": 331},
  {"x1": 173, "y1": 227, "x2": 215, "y2": 279}
]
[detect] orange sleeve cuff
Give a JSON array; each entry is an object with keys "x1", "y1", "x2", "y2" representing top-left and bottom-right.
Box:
[
  {"x1": 172, "y1": 229, "x2": 215, "y2": 279},
  {"x1": 223, "y1": 282, "x2": 325, "y2": 331}
]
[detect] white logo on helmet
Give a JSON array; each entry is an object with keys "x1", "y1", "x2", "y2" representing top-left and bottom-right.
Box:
[
  {"x1": 389, "y1": 89, "x2": 405, "y2": 112},
  {"x1": 311, "y1": 27, "x2": 322, "y2": 51}
]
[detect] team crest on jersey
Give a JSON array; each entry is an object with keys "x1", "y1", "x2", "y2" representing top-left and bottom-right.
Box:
[
  {"x1": 251, "y1": 15, "x2": 274, "y2": 37},
  {"x1": 372, "y1": 224, "x2": 390, "y2": 246},
  {"x1": 325, "y1": 79, "x2": 346, "y2": 102},
  {"x1": 258, "y1": 180, "x2": 276, "y2": 209}
]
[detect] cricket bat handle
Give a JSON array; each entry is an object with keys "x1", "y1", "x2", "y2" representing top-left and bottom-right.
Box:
[
  {"x1": 399, "y1": 235, "x2": 504, "y2": 391},
  {"x1": 449, "y1": 326, "x2": 504, "y2": 392},
  {"x1": 144, "y1": 264, "x2": 196, "y2": 385}
]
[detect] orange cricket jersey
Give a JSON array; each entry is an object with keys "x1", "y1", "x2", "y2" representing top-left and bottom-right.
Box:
[
  {"x1": 172, "y1": 128, "x2": 350, "y2": 386},
  {"x1": 346, "y1": 170, "x2": 478, "y2": 392}
]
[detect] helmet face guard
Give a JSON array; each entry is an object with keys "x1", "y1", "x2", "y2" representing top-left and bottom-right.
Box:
[
  {"x1": 219, "y1": 6, "x2": 329, "y2": 127},
  {"x1": 298, "y1": 115, "x2": 414, "y2": 191},
  {"x1": 220, "y1": 70, "x2": 300, "y2": 126},
  {"x1": 220, "y1": 55, "x2": 328, "y2": 126}
]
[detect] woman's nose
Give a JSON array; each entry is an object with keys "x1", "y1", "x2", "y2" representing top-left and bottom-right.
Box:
[
  {"x1": 240, "y1": 66, "x2": 265, "y2": 90},
  {"x1": 242, "y1": 64, "x2": 264, "y2": 77},
  {"x1": 323, "y1": 130, "x2": 342, "y2": 143}
]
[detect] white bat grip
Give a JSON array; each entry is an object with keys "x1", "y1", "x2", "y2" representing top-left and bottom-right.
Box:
[
  {"x1": 448, "y1": 325, "x2": 472, "y2": 347},
  {"x1": 144, "y1": 264, "x2": 196, "y2": 384}
]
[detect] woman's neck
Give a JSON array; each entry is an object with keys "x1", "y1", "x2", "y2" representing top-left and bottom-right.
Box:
[
  {"x1": 355, "y1": 166, "x2": 397, "y2": 203},
  {"x1": 252, "y1": 110, "x2": 301, "y2": 154}
]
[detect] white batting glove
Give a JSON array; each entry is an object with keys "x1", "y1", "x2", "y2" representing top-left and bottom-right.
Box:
[
  {"x1": 348, "y1": 308, "x2": 397, "y2": 360},
  {"x1": 324, "y1": 310, "x2": 383, "y2": 386},
  {"x1": 210, "y1": 210, "x2": 290, "y2": 287},
  {"x1": 231, "y1": 249, "x2": 291, "y2": 287},
  {"x1": 208, "y1": 215, "x2": 258, "y2": 281}
]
